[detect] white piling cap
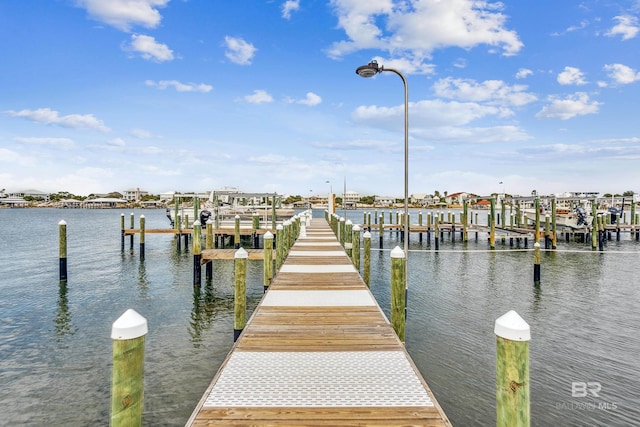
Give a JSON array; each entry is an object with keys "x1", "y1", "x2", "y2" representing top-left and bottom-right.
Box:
[
  {"x1": 340, "y1": 217, "x2": 345, "y2": 222},
  {"x1": 264, "y1": 231, "x2": 274, "y2": 239},
  {"x1": 276, "y1": 224, "x2": 283, "y2": 230},
  {"x1": 111, "y1": 309, "x2": 148, "y2": 340},
  {"x1": 193, "y1": 219, "x2": 201, "y2": 226},
  {"x1": 140, "y1": 214, "x2": 145, "y2": 218},
  {"x1": 353, "y1": 224, "x2": 360, "y2": 231},
  {"x1": 494, "y1": 310, "x2": 530, "y2": 341},
  {"x1": 235, "y1": 247, "x2": 248, "y2": 259},
  {"x1": 390, "y1": 246, "x2": 405, "y2": 258},
  {"x1": 363, "y1": 231, "x2": 371, "y2": 238},
  {"x1": 58, "y1": 220, "x2": 67, "y2": 225},
  {"x1": 121, "y1": 213, "x2": 125, "y2": 217},
  {"x1": 534, "y1": 242, "x2": 541, "y2": 248},
  {"x1": 346, "y1": 219, "x2": 352, "y2": 225},
  {"x1": 235, "y1": 215, "x2": 240, "y2": 219}
]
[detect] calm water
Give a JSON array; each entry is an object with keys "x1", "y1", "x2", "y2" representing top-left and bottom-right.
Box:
[{"x1": 1, "y1": 208, "x2": 638, "y2": 426}]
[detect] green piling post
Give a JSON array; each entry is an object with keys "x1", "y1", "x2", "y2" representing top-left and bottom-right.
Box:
[
  {"x1": 345, "y1": 220, "x2": 353, "y2": 258},
  {"x1": 120, "y1": 213, "x2": 125, "y2": 249},
  {"x1": 495, "y1": 310, "x2": 530, "y2": 427},
  {"x1": 263, "y1": 231, "x2": 274, "y2": 292},
  {"x1": 363, "y1": 230, "x2": 371, "y2": 287},
  {"x1": 275, "y1": 224, "x2": 284, "y2": 272},
  {"x1": 205, "y1": 219, "x2": 213, "y2": 280},
  {"x1": 339, "y1": 217, "x2": 346, "y2": 247},
  {"x1": 174, "y1": 198, "x2": 179, "y2": 230},
  {"x1": 390, "y1": 246, "x2": 406, "y2": 343},
  {"x1": 139, "y1": 215, "x2": 145, "y2": 260},
  {"x1": 533, "y1": 242, "x2": 541, "y2": 285},
  {"x1": 129, "y1": 212, "x2": 134, "y2": 248},
  {"x1": 233, "y1": 215, "x2": 241, "y2": 249},
  {"x1": 352, "y1": 224, "x2": 360, "y2": 270},
  {"x1": 193, "y1": 220, "x2": 201, "y2": 286},
  {"x1": 110, "y1": 309, "x2": 147, "y2": 427},
  {"x1": 59, "y1": 220, "x2": 67, "y2": 281},
  {"x1": 271, "y1": 195, "x2": 277, "y2": 231},
  {"x1": 234, "y1": 248, "x2": 248, "y2": 342},
  {"x1": 490, "y1": 198, "x2": 496, "y2": 249}
]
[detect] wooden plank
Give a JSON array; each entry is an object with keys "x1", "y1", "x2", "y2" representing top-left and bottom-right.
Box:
[{"x1": 186, "y1": 217, "x2": 451, "y2": 427}]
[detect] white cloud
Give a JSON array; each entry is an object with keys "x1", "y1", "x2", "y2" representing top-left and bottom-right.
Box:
[
  {"x1": 125, "y1": 34, "x2": 174, "y2": 62},
  {"x1": 557, "y1": 66, "x2": 587, "y2": 85},
  {"x1": 130, "y1": 128, "x2": 155, "y2": 138},
  {"x1": 605, "y1": 15, "x2": 639, "y2": 40},
  {"x1": 5, "y1": 108, "x2": 110, "y2": 132},
  {"x1": 604, "y1": 63, "x2": 640, "y2": 84},
  {"x1": 535, "y1": 92, "x2": 601, "y2": 120},
  {"x1": 145, "y1": 79, "x2": 213, "y2": 92},
  {"x1": 297, "y1": 92, "x2": 322, "y2": 106},
  {"x1": 77, "y1": 0, "x2": 169, "y2": 32},
  {"x1": 107, "y1": 138, "x2": 126, "y2": 147},
  {"x1": 224, "y1": 36, "x2": 257, "y2": 65},
  {"x1": 328, "y1": 0, "x2": 523, "y2": 61},
  {"x1": 282, "y1": 0, "x2": 300, "y2": 19},
  {"x1": 244, "y1": 90, "x2": 273, "y2": 104},
  {"x1": 433, "y1": 77, "x2": 537, "y2": 107},
  {"x1": 14, "y1": 137, "x2": 75, "y2": 149},
  {"x1": 515, "y1": 68, "x2": 533, "y2": 79}
]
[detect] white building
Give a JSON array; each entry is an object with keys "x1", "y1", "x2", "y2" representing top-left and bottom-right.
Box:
[{"x1": 122, "y1": 188, "x2": 149, "y2": 202}]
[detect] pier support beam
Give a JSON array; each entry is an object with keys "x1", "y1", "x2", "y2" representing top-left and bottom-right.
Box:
[
  {"x1": 234, "y1": 248, "x2": 248, "y2": 342},
  {"x1": 59, "y1": 220, "x2": 67, "y2": 281},
  {"x1": 363, "y1": 230, "x2": 371, "y2": 287},
  {"x1": 263, "y1": 231, "x2": 273, "y2": 292},
  {"x1": 390, "y1": 246, "x2": 406, "y2": 343},
  {"x1": 193, "y1": 220, "x2": 202, "y2": 286},
  {"x1": 495, "y1": 310, "x2": 530, "y2": 427},
  {"x1": 110, "y1": 309, "x2": 147, "y2": 427}
]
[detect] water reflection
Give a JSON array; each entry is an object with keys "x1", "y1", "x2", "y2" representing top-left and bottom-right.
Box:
[
  {"x1": 54, "y1": 281, "x2": 74, "y2": 339},
  {"x1": 189, "y1": 282, "x2": 233, "y2": 347},
  {"x1": 138, "y1": 261, "x2": 148, "y2": 298}
]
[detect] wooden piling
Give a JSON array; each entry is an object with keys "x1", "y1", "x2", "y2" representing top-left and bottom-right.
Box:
[
  {"x1": 234, "y1": 215, "x2": 241, "y2": 249},
  {"x1": 205, "y1": 220, "x2": 213, "y2": 280},
  {"x1": 533, "y1": 242, "x2": 541, "y2": 285},
  {"x1": 139, "y1": 215, "x2": 145, "y2": 260},
  {"x1": 352, "y1": 224, "x2": 360, "y2": 271},
  {"x1": 390, "y1": 246, "x2": 406, "y2": 343},
  {"x1": 495, "y1": 310, "x2": 530, "y2": 427},
  {"x1": 263, "y1": 231, "x2": 273, "y2": 292},
  {"x1": 275, "y1": 224, "x2": 284, "y2": 273},
  {"x1": 110, "y1": 309, "x2": 147, "y2": 427},
  {"x1": 363, "y1": 230, "x2": 371, "y2": 287},
  {"x1": 58, "y1": 220, "x2": 67, "y2": 281},
  {"x1": 490, "y1": 198, "x2": 496, "y2": 249},
  {"x1": 129, "y1": 213, "x2": 134, "y2": 248},
  {"x1": 193, "y1": 220, "x2": 202, "y2": 286},
  {"x1": 345, "y1": 220, "x2": 353, "y2": 258},
  {"x1": 234, "y1": 247, "x2": 248, "y2": 342},
  {"x1": 120, "y1": 213, "x2": 125, "y2": 250},
  {"x1": 379, "y1": 213, "x2": 384, "y2": 248},
  {"x1": 551, "y1": 199, "x2": 557, "y2": 248}
]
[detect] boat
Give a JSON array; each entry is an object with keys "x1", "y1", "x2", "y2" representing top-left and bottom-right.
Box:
[{"x1": 166, "y1": 189, "x2": 293, "y2": 228}]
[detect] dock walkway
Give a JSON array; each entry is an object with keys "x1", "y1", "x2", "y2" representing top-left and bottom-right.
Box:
[{"x1": 186, "y1": 218, "x2": 450, "y2": 426}]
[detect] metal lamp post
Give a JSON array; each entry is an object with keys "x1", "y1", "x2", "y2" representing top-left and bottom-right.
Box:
[{"x1": 355, "y1": 59, "x2": 409, "y2": 295}]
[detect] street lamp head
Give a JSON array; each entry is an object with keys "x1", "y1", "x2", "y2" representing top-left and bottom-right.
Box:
[{"x1": 355, "y1": 60, "x2": 381, "y2": 78}]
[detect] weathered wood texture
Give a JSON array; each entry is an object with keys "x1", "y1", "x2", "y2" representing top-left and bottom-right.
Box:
[{"x1": 186, "y1": 218, "x2": 451, "y2": 427}]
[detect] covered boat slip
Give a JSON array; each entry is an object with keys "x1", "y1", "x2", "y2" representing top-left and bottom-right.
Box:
[{"x1": 186, "y1": 218, "x2": 450, "y2": 426}]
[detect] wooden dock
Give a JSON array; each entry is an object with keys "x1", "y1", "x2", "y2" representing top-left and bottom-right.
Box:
[{"x1": 186, "y1": 218, "x2": 451, "y2": 426}]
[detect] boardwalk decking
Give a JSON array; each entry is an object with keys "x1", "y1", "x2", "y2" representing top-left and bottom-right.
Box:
[{"x1": 186, "y1": 218, "x2": 451, "y2": 426}]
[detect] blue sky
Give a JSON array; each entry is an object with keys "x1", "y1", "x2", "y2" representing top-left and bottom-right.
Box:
[{"x1": 2, "y1": 0, "x2": 640, "y2": 198}]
